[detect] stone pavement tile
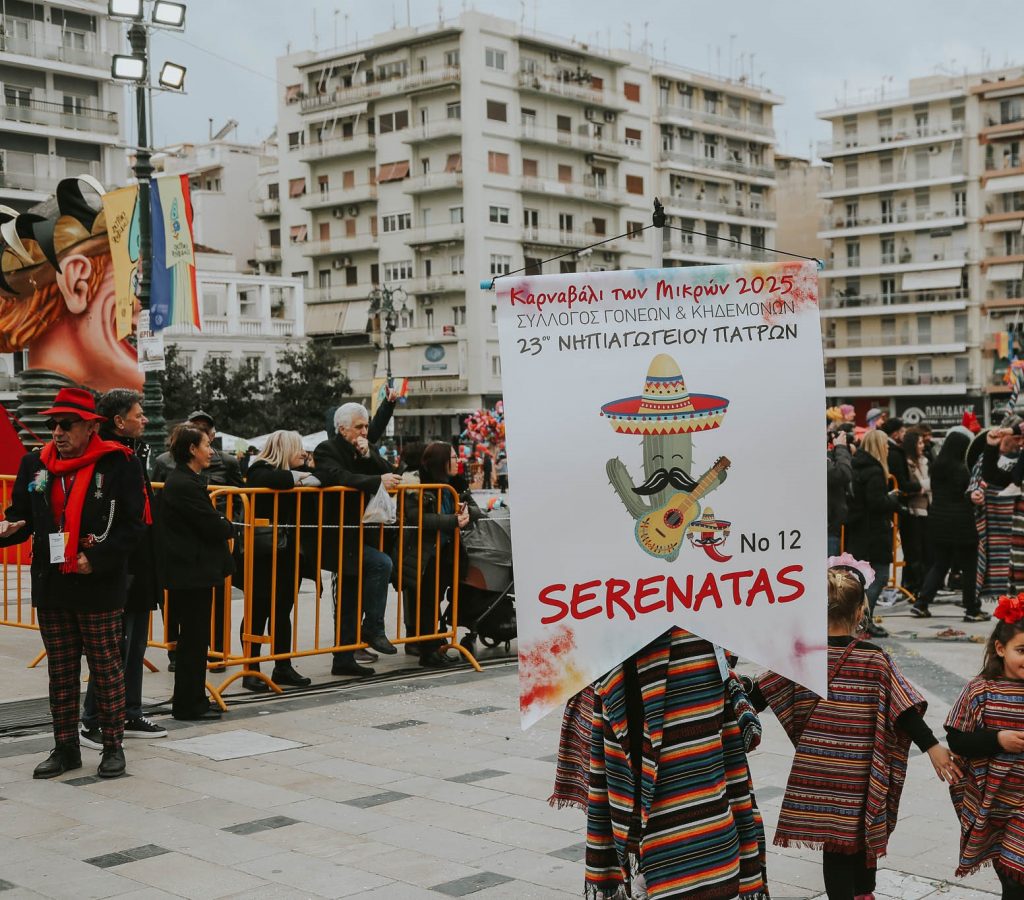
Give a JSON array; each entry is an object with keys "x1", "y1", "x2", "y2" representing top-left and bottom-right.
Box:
[
  {"x1": 341, "y1": 790, "x2": 411, "y2": 808},
  {"x1": 388, "y1": 773, "x2": 509, "y2": 808},
  {"x1": 445, "y1": 768, "x2": 508, "y2": 784},
  {"x1": 0, "y1": 801, "x2": 77, "y2": 838},
  {"x1": 472, "y1": 793, "x2": 585, "y2": 833},
  {"x1": 466, "y1": 881, "x2": 577, "y2": 899},
  {"x1": 342, "y1": 884, "x2": 440, "y2": 900},
  {"x1": 357, "y1": 846, "x2": 480, "y2": 887},
  {"x1": 296, "y1": 756, "x2": 411, "y2": 786},
  {"x1": 475, "y1": 847, "x2": 580, "y2": 893},
  {"x1": 302, "y1": 777, "x2": 396, "y2": 804},
  {"x1": 33, "y1": 823, "x2": 143, "y2": 859},
  {"x1": 761, "y1": 880, "x2": 813, "y2": 900},
  {"x1": 222, "y1": 815, "x2": 300, "y2": 835},
  {"x1": 234, "y1": 849, "x2": 392, "y2": 898},
  {"x1": 166, "y1": 769, "x2": 313, "y2": 810},
  {"x1": 95, "y1": 890, "x2": 181, "y2": 900},
  {"x1": 80, "y1": 775, "x2": 207, "y2": 810},
  {"x1": 276, "y1": 796, "x2": 403, "y2": 837},
  {"x1": 162, "y1": 797, "x2": 273, "y2": 829},
  {"x1": 547, "y1": 841, "x2": 587, "y2": 862},
  {"x1": 113, "y1": 851, "x2": 268, "y2": 899},
  {"x1": 369, "y1": 821, "x2": 511, "y2": 864},
  {"x1": 480, "y1": 772, "x2": 560, "y2": 801},
  {"x1": 477, "y1": 755, "x2": 556, "y2": 779},
  {"x1": 373, "y1": 718, "x2": 426, "y2": 730},
  {"x1": 431, "y1": 871, "x2": 514, "y2": 896},
  {"x1": 219, "y1": 885, "x2": 330, "y2": 900},
  {"x1": 764, "y1": 849, "x2": 825, "y2": 893},
  {"x1": 254, "y1": 823, "x2": 388, "y2": 861}
]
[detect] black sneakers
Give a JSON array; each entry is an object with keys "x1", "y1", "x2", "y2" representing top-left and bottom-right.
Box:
[
  {"x1": 97, "y1": 747, "x2": 126, "y2": 778},
  {"x1": 33, "y1": 742, "x2": 82, "y2": 779},
  {"x1": 124, "y1": 716, "x2": 167, "y2": 738},
  {"x1": 79, "y1": 725, "x2": 103, "y2": 750}
]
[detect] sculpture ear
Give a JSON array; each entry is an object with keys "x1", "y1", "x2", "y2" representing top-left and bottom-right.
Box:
[{"x1": 54, "y1": 254, "x2": 92, "y2": 314}]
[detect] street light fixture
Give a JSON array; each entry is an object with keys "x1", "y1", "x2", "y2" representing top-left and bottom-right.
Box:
[
  {"x1": 151, "y1": 1, "x2": 186, "y2": 28},
  {"x1": 367, "y1": 284, "x2": 408, "y2": 383},
  {"x1": 111, "y1": 54, "x2": 146, "y2": 81},
  {"x1": 158, "y1": 61, "x2": 187, "y2": 90},
  {"x1": 108, "y1": 0, "x2": 144, "y2": 20}
]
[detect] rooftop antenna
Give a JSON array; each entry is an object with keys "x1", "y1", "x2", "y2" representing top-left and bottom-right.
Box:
[
  {"x1": 438, "y1": 0, "x2": 443, "y2": 24},
  {"x1": 208, "y1": 117, "x2": 213, "y2": 140},
  {"x1": 391, "y1": 4, "x2": 397, "y2": 29},
  {"x1": 333, "y1": 9, "x2": 339, "y2": 48},
  {"x1": 716, "y1": 45, "x2": 721, "y2": 76},
  {"x1": 312, "y1": 8, "x2": 318, "y2": 51},
  {"x1": 406, "y1": 0, "x2": 411, "y2": 27},
  {"x1": 624, "y1": 22, "x2": 631, "y2": 51},
  {"x1": 519, "y1": 0, "x2": 524, "y2": 25},
  {"x1": 642, "y1": 21, "x2": 648, "y2": 55},
  {"x1": 728, "y1": 33, "x2": 735, "y2": 79}
]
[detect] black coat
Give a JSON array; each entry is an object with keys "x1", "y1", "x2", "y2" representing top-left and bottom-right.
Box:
[
  {"x1": 846, "y1": 451, "x2": 899, "y2": 564},
  {"x1": 981, "y1": 444, "x2": 1018, "y2": 490},
  {"x1": 928, "y1": 462, "x2": 976, "y2": 547},
  {"x1": 826, "y1": 444, "x2": 852, "y2": 534},
  {"x1": 152, "y1": 446, "x2": 242, "y2": 487},
  {"x1": 0, "y1": 446, "x2": 146, "y2": 611},
  {"x1": 159, "y1": 465, "x2": 236, "y2": 590},
  {"x1": 887, "y1": 440, "x2": 918, "y2": 496},
  {"x1": 399, "y1": 482, "x2": 481, "y2": 586}
]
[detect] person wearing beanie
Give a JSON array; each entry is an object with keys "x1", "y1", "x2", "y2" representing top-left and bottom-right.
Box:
[{"x1": 866, "y1": 407, "x2": 887, "y2": 430}]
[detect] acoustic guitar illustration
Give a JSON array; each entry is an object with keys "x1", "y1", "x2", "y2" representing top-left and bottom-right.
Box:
[{"x1": 635, "y1": 456, "x2": 731, "y2": 560}]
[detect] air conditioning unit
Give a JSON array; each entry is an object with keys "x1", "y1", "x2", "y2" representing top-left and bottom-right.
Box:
[
  {"x1": 603, "y1": 111, "x2": 615, "y2": 122},
  {"x1": 347, "y1": 205, "x2": 360, "y2": 216},
  {"x1": 584, "y1": 154, "x2": 595, "y2": 165},
  {"x1": 603, "y1": 251, "x2": 615, "y2": 262},
  {"x1": 659, "y1": 78, "x2": 671, "y2": 89},
  {"x1": 339, "y1": 255, "x2": 353, "y2": 266},
  {"x1": 332, "y1": 207, "x2": 345, "y2": 218},
  {"x1": 420, "y1": 295, "x2": 433, "y2": 307},
  {"x1": 332, "y1": 259, "x2": 346, "y2": 269},
  {"x1": 584, "y1": 108, "x2": 596, "y2": 121}
]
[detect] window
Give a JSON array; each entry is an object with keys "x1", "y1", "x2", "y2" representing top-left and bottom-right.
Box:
[
  {"x1": 269, "y1": 228, "x2": 281, "y2": 247},
  {"x1": 383, "y1": 260, "x2": 413, "y2": 281},
  {"x1": 452, "y1": 305, "x2": 467, "y2": 325},
  {"x1": 449, "y1": 206, "x2": 463, "y2": 224},
  {"x1": 623, "y1": 81, "x2": 641, "y2": 102},
  {"x1": 847, "y1": 320, "x2": 861, "y2": 345},
  {"x1": 342, "y1": 170, "x2": 355, "y2": 189},
  {"x1": 317, "y1": 174, "x2": 330, "y2": 195},
  {"x1": 450, "y1": 254, "x2": 465, "y2": 274},
  {"x1": 425, "y1": 307, "x2": 435, "y2": 333},
  {"x1": 556, "y1": 114, "x2": 572, "y2": 133},
  {"x1": 491, "y1": 305, "x2": 497, "y2": 325},
  {"x1": 523, "y1": 208, "x2": 539, "y2": 231},
  {"x1": 750, "y1": 227, "x2": 765, "y2": 248},
  {"x1": 267, "y1": 182, "x2": 279, "y2": 200},
  {"x1": 560, "y1": 260, "x2": 577, "y2": 274},
  {"x1": 954, "y1": 314, "x2": 968, "y2": 343},
  {"x1": 954, "y1": 189, "x2": 967, "y2": 216},
  {"x1": 289, "y1": 224, "x2": 308, "y2": 243},
  {"x1": 846, "y1": 239, "x2": 860, "y2": 267},
  {"x1": 847, "y1": 358, "x2": 862, "y2": 387},
  {"x1": 881, "y1": 235, "x2": 895, "y2": 265},
  {"x1": 490, "y1": 254, "x2": 512, "y2": 276},
  {"x1": 446, "y1": 101, "x2": 461, "y2": 119},
  {"x1": 882, "y1": 358, "x2": 896, "y2": 386},
  {"x1": 591, "y1": 217, "x2": 606, "y2": 235},
  {"x1": 703, "y1": 135, "x2": 718, "y2": 160},
  {"x1": 525, "y1": 257, "x2": 542, "y2": 275},
  {"x1": 624, "y1": 127, "x2": 642, "y2": 147},
  {"x1": 378, "y1": 110, "x2": 409, "y2": 133},
  {"x1": 492, "y1": 355, "x2": 502, "y2": 376},
  {"x1": 558, "y1": 164, "x2": 572, "y2": 183},
  {"x1": 377, "y1": 60, "x2": 409, "y2": 80},
  {"x1": 485, "y1": 48, "x2": 506, "y2": 70},
  {"x1": 319, "y1": 222, "x2": 330, "y2": 241},
  {"x1": 880, "y1": 196, "x2": 893, "y2": 224},
  {"x1": 881, "y1": 277, "x2": 896, "y2": 302},
  {"x1": 704, "y1": 90, "x2": 720, "y2": 114},
  {"x1": 288, "y1": 131, "x2": 304, "y2": 149},
  {"x1": 881, "y1": 317, "x2": 896, "y2": 342},
  {"x1": 626, "y1": 175, "x2": 644, "y2": 195},
  {"x1": 558, "y1": 212, "x2": 574, "y2": 233},
  {"x1": 522, "y1": 157, "x2": 538, "y2": 177},
  {"x1": 444, "y1": 49, "x2": 460, "y2": 67},
  {"x1": 521, "y1": 107, "x2": 537, "y2": 127},
  {"x1": 845, "y1": 201, "x2": 858, "y2": 226},
  {"x1": 878, "y1": 155, "x2": 893, "y2": 182},
  {"x1": 486, "y1": 99, "x2": 507, "y2": 122},
  {"x1": 844, "y1": 160, "x2": 858, "y2": 188},
  {"x1": 487, "y1": 151, "x2": 509, "y2": 174},
  {"x1": 346, "y1": 266, "x2": 358, "y2": 286},
  {"x1": 489, "y1": 205, "x2": 510, "y2": 224},
  {"x1": 917, "y1": 315, "x2": 932, "y2": 344},
  {"x1": 627, "y1": 221, "x2": 643, "y2": 240},
  {"x1": 955, "y1": 356, "x2": 969, "y2": 383},
  {"x1": 288, "y1": 178, "x2": 306, "y2": 198},
  {"x1": 381, "y1": 213, "x2": 411, "y2": 232}
]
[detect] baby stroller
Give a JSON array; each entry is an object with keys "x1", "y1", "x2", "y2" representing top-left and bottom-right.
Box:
[{"x1": 447, "y1": 506, "x2": 516, "y2": 655}]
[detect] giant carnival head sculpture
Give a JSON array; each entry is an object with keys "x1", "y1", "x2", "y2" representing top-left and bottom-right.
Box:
[{"x1": 0, "y1": 176, "x2": 142, "y2": 394}]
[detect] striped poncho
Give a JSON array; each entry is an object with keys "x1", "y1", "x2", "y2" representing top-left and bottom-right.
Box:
[
  {"x1": 549, "y1": 686, "x2": 597, "y2": 810},
  {"x1": 756, "y1": 640, "x2": 925, "y2": 866},
  {"x1": 586, "y1": 628, "x2": 767, "y2": 899},
  {"x1": 970, "y1": 458, "x2": 1024, "y2": 597},
  {"x1": 946, "y1": 677, "x2": 1024, "y2": 883}
]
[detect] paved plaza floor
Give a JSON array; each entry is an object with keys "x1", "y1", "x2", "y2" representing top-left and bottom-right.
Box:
[{"x1": 0, "y1": 590, "x2": 1006, "y2": 898}]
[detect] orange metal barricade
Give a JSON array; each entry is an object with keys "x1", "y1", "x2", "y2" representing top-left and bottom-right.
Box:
[{"x1": 2, "y1": 475, "x2": 482, "y2": 708}]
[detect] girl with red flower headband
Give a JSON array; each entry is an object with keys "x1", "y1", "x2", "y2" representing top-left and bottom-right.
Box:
[{"x1": 944, "y1": 592, "x2": 1024, "y2": 897}]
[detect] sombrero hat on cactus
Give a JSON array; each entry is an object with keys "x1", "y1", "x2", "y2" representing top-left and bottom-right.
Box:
[{"x1": 601, "y1": 353, "x2": 729, "y2": 435}]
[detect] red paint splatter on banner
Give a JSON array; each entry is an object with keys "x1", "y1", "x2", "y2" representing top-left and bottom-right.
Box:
[{"x1": 519, "y1": 625, "x2": 585, "y2": 713}]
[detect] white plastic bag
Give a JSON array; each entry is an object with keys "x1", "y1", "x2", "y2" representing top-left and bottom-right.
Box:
[{"x1": 362, "y1": 481, "x2": 397, "y2": 524}]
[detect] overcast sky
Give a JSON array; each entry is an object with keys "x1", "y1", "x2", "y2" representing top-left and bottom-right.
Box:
[{"x1": 143, "y1": 0, "x2": 1023, "y2": 156}]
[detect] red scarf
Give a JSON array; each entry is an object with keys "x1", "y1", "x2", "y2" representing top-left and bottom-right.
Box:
[{"x1": 40, "y1": 434, "x2": 132, "y2": 574}]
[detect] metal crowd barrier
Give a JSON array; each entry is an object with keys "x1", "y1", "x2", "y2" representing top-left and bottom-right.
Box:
[{"x1": 0, "y1": 475, "x2": 482, "y2": 710}]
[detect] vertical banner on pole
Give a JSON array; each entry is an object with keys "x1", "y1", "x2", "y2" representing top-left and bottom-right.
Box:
[
  {"x1": 494, "y1": 261, "x2": 828, "y2": 728},
  {"x1": 101, "y1": 184, "x2": 141, "y2": 340}
]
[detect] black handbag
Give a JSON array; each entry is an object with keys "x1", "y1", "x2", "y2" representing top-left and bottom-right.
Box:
[{"x1": 253, "y1": 525, "x2": 287, "y2": 554}]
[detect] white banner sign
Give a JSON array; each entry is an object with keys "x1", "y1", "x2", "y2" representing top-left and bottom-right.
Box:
[{"x1": 495, "y1": 261, "x2": 827, "y2": 728}]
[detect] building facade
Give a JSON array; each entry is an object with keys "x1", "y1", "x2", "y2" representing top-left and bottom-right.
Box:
[
  {"x1": 818, "y1": 68, "x2": 1024, "y2": 425},
  {"x1": 0, "y1": 0, "x2": 125, "y2": 212},
  {"x1": 272, "y1": 12, "x2": 780, "y2": 439}
]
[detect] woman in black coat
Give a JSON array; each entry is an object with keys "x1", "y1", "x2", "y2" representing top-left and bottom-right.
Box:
[
  {"x1": 242, "y1": 430, "x2": 320, "y2": 691},
  {"x1": 912, "y1": 430, "x2": 989, "y2": 621},
  {"x1": 161, "y1": 424, "x2": 235, "y2": 721},
  {"x1": 845, "y1": 429, "x2": 899, "y2": 638},
  {"x1": 400, "y1": 441, "x2": 479, "y2": 668}
]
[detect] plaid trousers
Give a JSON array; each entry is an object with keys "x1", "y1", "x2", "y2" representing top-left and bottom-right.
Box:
[{"x1": 36, "y1": 607, "x2": 125, "y2": 749}]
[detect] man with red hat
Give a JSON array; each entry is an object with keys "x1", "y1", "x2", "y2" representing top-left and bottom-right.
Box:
[{"x1": 0, "y1": 387, "x2": 146, "y2": 779}]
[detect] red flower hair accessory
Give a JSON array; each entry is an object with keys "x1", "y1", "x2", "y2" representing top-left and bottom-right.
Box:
[{"x1": 993, "y1": 593, "x2": 1024, "y2": 625}]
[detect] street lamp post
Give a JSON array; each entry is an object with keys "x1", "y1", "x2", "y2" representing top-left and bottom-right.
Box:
[{"x1": 367, "y1": 284, "x2": 408, "y2": 384}]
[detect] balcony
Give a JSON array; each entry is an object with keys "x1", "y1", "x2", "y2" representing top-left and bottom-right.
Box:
[
  {"x1": 399, "y1": 325, "x2": 459, "y2": 345},
  {"x1": 255, "y1": 198, "x2": 280, "y2": 218},
  {"x1": 404, "y1": 274, "x2": 464, "y2": 294},
  {"x1": 820, "y1": 250, "x2": 970, "y2": 279},
  {"x1": 520, "y1": 176, "x2": 622, "y2": 206},
  {"x1": 402, "y1": 120, "x2": 464, "y2": 144},
  {"x1": 819, "y1": 288, "x2": 968, "y2": 317},
  {"x1": 0, "y1": 26, "x2": 108, "y2": 72},
  {"x1": 823, "y1": 339, "x2": 968, "y2": 358},
  {"x1": 982, "y1": 295, "x2": 1024, "y2": 313},
  {"x1": 817, "y1": 209, "x2": 967, "y2": 238},
  {"x1": 301, "y1": 184, "x2": 378, "y2": 210},
  {"x1": 0, "y1": 169, "x2": 57, "y2": 195},
  {"x1": 403, "y1": 172, "x2": 464, "y2": 194},
  {"x1": 817, "y1": 123, "x2": 966, "y2": 159},
  {"x1": 254, "y1": 245, "x2": 282, "y2": 262},
  {"x1": 517, "y1": 123, "x2": 627, "y2": 158},
  {"x1": 307, "y1": 285, "x2": 369, "y2": 304},
  {"x1": 661, "y1": 238, "x2": 773, "y2": 264},
  {"x1": 821, "y1": 166, "x2": 967, "y2": 198},
  {"x1": 827, "y1": 378, "x2": 971, "y2": 397},
  {"x1": 521, "y1": 227, "x2": 620, "y2": 251},
  {"x1": 658, "y1": 149, "x2": 774, "y2": 181},
  {"x1": 516, "y1": 70, "x2": 625, "y2": 110},
  {"x1": 663, "y1": 194, "x2": 776, "y2": 223},
  {"x1": 656, "y1": 104, "x2": 774, "y2": 139},
  {"x1": 300, "y1": 67, "x2": 461, "y2": 114},
  {"x1": 404, "y1": 224, "x2": 465, "y2": 247},
  {"x1": 300, "y1": 232, "x2": 378, "y2": 257},
  {"x1": 1, "y1": 98, "x2": 119, "y2": 137},
  {"x1": 300, "y1": 134, "x2": 376, "y2": 161}
]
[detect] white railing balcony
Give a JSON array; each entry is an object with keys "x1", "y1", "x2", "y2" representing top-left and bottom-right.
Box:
[
  {"x1": 516, "y1": 70, "x2": 624, "y2": 109},
  {"x1": 200, "y1": 318, "x2": 229, "y2": 335},
  {"x1": 0, "y1": 26, "x2": 108, "y2": 71},
  {"x1": 521, "y1": 227, "x2": 619, "y2": 250},
  {"x1": 665, "y1": 194, "x2": 777, "y2": 221},
  {"x1": 662, "y1": 238, "x2": 773, "y2": 262},
  {"x1": 299, "y1": 133, "x2": 376, "y2": 161},
  {"x1": 404, "y1": 224, "x2": 465, "y2": 246},
  {"x1": 270, "y1": 320, "x2": 297, "y2": 336},
  {"x1": 817, "y1": 122, "x2": 966, "y2": 157},
  {"x1": 301, "y1": 233, "x2": 379, "y2": 256},
  {"x1": 659, "y1": 149, "x2": 774, "y2": 180},
  {"x1": 301, "y1": 184, "x2": 378, "y2": 210},
  {"x1": 656, "y1": 104, "x2": 775, "y2": 138},
  {"x1": 307, "y1": 285, "x2": 370, "y2": 304},
  {"x1": 1, "y1": 98, "x2": 119, "y2": 136},
  {"x1": 520, "y1": 176, "x2": 622, "y2": 205},
  {"x1": 820, "y1": 288, "x2": 968, "y2": 311},
  {"x1": 518, "y1": 123, "x2": 627, "y2": 157},
  {"x1": 403, "y1": 172, "x2": 463, "y2": 193},
  {"x1": 402, "y1": 120, "x2": 464, "y2": 143},
  {"x1": 300, "y1": 67, "x2": 461, "y2": 114},
  {"x1": 254, "y1": 245, "x2": 282, "y2": 262},
  {"x1": 255, "y1": 198, "x2": 280, "y2": 217},
  {"x1": 404, "y1": 274, "x2": 464, "y2": 294},
  {"x1": 0, "y1": 169, "x2": 57, "y2": 194}
]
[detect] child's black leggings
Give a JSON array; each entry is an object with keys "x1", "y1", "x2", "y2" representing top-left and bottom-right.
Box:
[
  {"x1": 822, "y1": 849, "x2": 876, "y2": 899},
  {"x1": 999, "y1": 868, "x2": 1024, "y2": 900}
]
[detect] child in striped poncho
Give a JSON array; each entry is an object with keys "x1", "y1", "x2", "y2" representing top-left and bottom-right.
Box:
[
  {"x1": 946, "y1": 594, "x2": 1024, "y2": 899},
  {"x1": 747, "y1": 558, "x2": 960, "y2": 900}
]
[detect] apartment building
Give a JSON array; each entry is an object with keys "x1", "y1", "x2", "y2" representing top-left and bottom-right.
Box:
[
  {"x1": 273, "y1": 12, "x2": 780, "y2": 439},
  {"x1": 0, "y1": 0, "x2": 125, "y2": 212},
  {"x1": 818, "y1": 68, "x2": 1024, "y2": 424}
]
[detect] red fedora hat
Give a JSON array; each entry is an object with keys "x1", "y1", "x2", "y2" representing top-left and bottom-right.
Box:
[{"x1": 39, "y1": 387, "x2": 105, "y2": 421}]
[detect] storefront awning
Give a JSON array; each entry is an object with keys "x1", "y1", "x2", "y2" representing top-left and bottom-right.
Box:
[
  {"x1": 378, "y1": 161, "x2": 410, "y2": 183},
  {"x1": 305, "y1": 304, "x2": 344, "y2": 334},
  {"x1": 339, "y1": 299, "x2": 372, "y2": 334},
  {"x1": 901, "y1": 267, "x2": 963, "y2": 291}
]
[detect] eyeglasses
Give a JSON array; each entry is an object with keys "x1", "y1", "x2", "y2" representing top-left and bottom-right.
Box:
[{"x1": 46, "y1": 418, "x2": 81, "y2": 432}]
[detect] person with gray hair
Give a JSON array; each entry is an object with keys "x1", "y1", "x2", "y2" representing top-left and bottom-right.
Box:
[
  {"x1": 80, "y1": 388, "x2": 167, "y2": 746},
  {"x1": 312, "y1": 389, "x2": 401, "y2": 676}
]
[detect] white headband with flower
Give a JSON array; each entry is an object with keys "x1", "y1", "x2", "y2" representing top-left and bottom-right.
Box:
[{"x1": 827, "y1": 553, "x2": 874, "y2": 587}]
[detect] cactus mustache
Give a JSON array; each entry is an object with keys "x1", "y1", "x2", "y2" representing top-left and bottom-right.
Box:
[{"x1": 632, "y1": 466, "x2": 699, "y2": 496}]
